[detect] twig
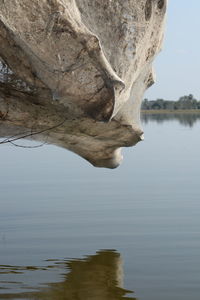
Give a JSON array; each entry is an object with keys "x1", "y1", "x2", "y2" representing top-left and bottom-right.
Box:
[{"x1": 0, "y1": 118, "x2": 67, "y2": 145}]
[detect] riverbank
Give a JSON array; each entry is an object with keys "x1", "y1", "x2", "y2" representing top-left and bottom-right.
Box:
[{"x1": 141, "y1": 109, "x2": 200, "y2": 114}]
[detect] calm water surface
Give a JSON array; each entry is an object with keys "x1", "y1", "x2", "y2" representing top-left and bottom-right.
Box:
[{"x1": 1, "y1": 114, "x2": 200, "y2": 300}]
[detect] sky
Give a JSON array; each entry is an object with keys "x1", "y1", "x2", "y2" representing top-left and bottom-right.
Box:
[{"x1": 145, "y1": 0, "x2": 200, "y2": 100}]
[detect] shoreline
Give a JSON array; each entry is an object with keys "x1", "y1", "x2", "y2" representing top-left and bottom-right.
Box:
[{"x1": 141, "y1": 109, "x2": 200, "y2": 114}]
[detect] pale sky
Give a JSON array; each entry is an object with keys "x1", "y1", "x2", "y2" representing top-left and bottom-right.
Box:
[{"x1": 145, "y1": 0, "x2": 200, "y2": 101}]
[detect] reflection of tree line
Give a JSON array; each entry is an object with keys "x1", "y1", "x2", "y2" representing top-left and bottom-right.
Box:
[
  {"x1": 141, "y1": 113, "x2": 200, "y2": 127},
  {"x1": 0, "y1": 250, "x2": 136, "y2": 300}
]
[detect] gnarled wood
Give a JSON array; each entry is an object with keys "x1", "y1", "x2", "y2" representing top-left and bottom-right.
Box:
[{"x1": 0, "y1": 0, "x2": 167, "y2": 168}]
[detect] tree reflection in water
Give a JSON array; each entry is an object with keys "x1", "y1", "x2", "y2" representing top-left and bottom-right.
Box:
[
  {"x1": 141, "y1": 113, "x2": 200, "y2": 128},
  {"x1": 0, "y1": 250, "x2": 136, "y2": 300}
]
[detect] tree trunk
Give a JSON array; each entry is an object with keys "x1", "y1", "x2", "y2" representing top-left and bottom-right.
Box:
[{"x1": 0, "y1": 0, "x2": 167, "y2": 168}]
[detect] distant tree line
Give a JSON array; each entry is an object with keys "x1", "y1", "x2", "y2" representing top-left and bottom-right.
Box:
[{"x1": 142, "y1": 94, "x2": 200, "y2": 110}]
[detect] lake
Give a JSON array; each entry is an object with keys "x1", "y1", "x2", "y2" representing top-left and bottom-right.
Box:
[{"x1": 1, "y1": 113, "x2": 200, "y2": 300}]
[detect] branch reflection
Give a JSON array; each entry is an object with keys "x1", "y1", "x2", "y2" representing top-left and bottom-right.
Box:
[{"x1": 0, "y1": 250, "x2": 136, "y2": 300}]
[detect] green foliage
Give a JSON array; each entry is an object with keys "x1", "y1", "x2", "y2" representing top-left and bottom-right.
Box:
[{"x1": 142, "y1": 94, "x2": 200, "y2": 110}]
